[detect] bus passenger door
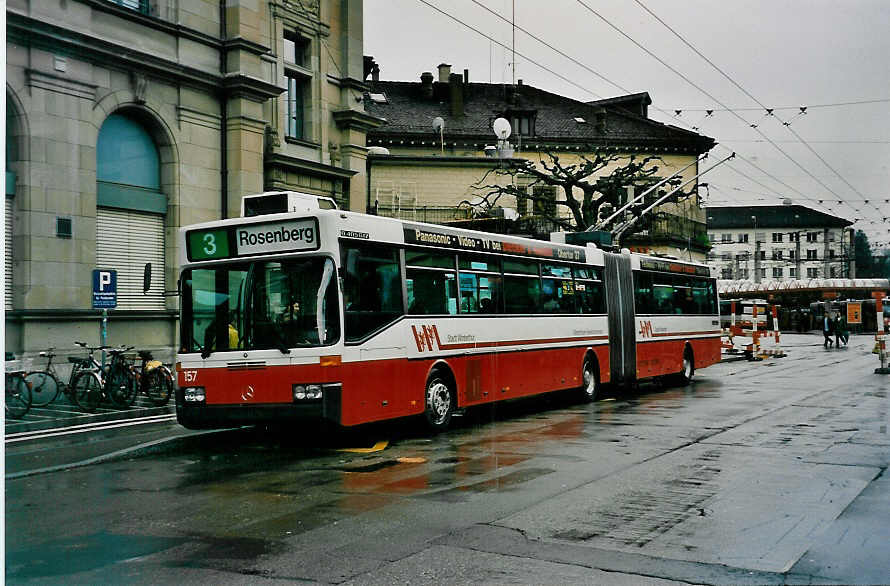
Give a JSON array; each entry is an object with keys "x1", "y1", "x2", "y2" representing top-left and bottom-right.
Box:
[{"x1": 604, "y1": 252, "x2": 636, "y2": 386}]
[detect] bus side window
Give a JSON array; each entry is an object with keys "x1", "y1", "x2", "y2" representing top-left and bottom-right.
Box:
[
  {"x1": 341, "y1": 244, "x2": 403, "y2": 342},
  {"x1": 633, "y1": 271, "x2": 654, "y2": 314},
  {"x1": 407, "y1": 268, "x2": 456, "y2": 315}
]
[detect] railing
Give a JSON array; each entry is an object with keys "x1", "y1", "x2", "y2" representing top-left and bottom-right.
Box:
[
  {"x1": 374, "y1": 205, "x2": 472, "y2": 224},
  {"x1": 626, "y1": 213, "x2": 708, "y2": 250}
]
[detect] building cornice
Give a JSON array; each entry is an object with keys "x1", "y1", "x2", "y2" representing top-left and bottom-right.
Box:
[
  {"x1": 10, "y1": 3, "x2": 222, "y2": 51},
  {"x1": 9, "y1": 12, "x2": 280, "y2": 102},
  {"x1": 367, "y1": 133, "x2": 704, "y2": 155},
  {"x1": 331, "y1": 109, "x2": 386, "y2": 132},
  {"x1": 7, "y1": 12, "x2": 222, "y2": 94},
  {"x1": 222, "y1": 73, "x2": 284, "y2": 102},
  {"x1": 368, "y1": 154, "x2": 524, "y2": 167},
  {"x1": 222, "y1": 36, "x2": 272, "y2": 56},
  {"x1": 265, "y1": 153, "x2": 357, "y2": 180}
]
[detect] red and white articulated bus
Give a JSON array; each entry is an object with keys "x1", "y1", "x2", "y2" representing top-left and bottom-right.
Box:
[{"x1": 175, "y1": 191, "x2": 721, "y2": 431}]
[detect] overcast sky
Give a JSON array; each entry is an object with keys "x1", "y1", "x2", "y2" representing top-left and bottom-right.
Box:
[{"x1": 365, "y1": 0, "x2": 890, "y2": 250}]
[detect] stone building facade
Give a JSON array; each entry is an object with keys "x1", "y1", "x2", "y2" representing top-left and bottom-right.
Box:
[
  {"x1": 5, "y1": 0, "x2": 379, "y2": 360},
  {"x1": 706, "y1": 204, "x2": 854, "y2": 282}
]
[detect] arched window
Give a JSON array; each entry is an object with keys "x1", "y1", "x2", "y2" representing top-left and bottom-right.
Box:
[{"x1": 96, "y1": 113, "x2": 166, "y2": 310}]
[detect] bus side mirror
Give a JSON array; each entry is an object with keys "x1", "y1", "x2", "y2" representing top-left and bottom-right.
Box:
[{"x1": 143, "y1": 263, "x2": 152, "y2": 293}]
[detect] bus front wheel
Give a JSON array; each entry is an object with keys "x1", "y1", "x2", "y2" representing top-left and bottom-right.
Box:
[
  {"x1": 424, "y1": 375, "x2": 454, "y2": 432},
  {"x1": 579, "y1": 356, "x2": 601, "y2": 402}
]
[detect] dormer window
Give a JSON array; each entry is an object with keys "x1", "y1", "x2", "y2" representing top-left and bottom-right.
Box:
[{"x1": 502, "y1": 110, "x2": 536, "y2": 137}]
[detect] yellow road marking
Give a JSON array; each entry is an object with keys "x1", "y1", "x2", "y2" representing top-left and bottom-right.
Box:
[{"x1": 336, "y1": 440, "x2": 389, "y2": 453}]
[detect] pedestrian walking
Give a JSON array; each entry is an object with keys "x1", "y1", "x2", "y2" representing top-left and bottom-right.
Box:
[
  {"x1": 823, "y1": 313, "x2": 833, "y2": 348},
  {"x1": 833, "y1": 314, "x2": 842, "y2": 347}
]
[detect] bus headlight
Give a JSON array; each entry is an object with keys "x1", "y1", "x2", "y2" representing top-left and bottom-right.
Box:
[
  {"x1": 183, "y1": 387, "x2": 205, "y2": 402},
  {"x1": 293, "y1": 383, "x2": 323, "y2": 401}
]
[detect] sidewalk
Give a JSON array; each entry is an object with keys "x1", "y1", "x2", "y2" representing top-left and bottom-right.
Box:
[{"x1": 4, "y1": 391, "x2": 175, "y2": 436}]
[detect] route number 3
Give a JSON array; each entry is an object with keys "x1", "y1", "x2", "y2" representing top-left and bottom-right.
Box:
[{"x1": 202, "y1": 233, "x2": 217, "y2": 256}]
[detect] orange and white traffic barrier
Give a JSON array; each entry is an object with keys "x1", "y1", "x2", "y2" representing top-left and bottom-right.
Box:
[{"x1": 876, "y1": 295, "x2": 889, "y2": 374}]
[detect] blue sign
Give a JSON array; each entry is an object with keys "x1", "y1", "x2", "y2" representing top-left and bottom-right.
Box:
[{"x1": 92, "y1": 269, "x2": 117, "y2": 309}]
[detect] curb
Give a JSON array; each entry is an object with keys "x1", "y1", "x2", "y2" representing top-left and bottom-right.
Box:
[
  {"x1": 4, "y1": 403, "x2": 174, "y2": 435},
  {"x1": 5, "y1": 428, "x2": 228, "y2": 480}
]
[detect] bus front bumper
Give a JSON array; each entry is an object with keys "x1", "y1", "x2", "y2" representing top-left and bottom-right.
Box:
[{"x1": 175, "y1": 383, "x2": 342, "y2": 429}]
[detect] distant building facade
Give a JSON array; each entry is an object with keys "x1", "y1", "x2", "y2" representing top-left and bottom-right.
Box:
[
  {"x1": 362, "y1": 62, "x2": 715, "y2": 259},
  {"x1": 6, "y1": 0, "x2": 379, "y2": 358},
  {"x1": 706, "y1": 204, "x2": 854, "y2": 282}
]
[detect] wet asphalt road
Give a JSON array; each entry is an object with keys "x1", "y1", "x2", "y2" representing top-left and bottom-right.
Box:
[{"x1": 5, "y1": 333, "x2": 889, "y2": 585}]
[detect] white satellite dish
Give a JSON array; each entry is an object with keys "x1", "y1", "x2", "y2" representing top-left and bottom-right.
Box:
[
  {"x1": 432, "y1": 116, "x2": 444, "y2": 132},
  {"x1": 492, "y1": 117, "x2": 511, "y2": 139}
]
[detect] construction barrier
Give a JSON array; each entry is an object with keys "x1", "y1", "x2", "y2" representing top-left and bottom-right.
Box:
[{"x1": 721, "y1": 299, "x2": 785, "y2": 360}]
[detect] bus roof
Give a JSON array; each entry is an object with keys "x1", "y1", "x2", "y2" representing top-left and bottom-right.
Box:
[{"x1": 179, "y1": 206, "x2": 713, "y2": 277}]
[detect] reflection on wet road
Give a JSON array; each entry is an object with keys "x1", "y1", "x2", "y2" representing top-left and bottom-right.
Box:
[{"x1": 6, "y1": 335, "x2": 889, "y2": 584}]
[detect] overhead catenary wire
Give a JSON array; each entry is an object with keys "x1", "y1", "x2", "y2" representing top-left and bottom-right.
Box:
[
  {"x1": 633, "y1": 0, "x2": 876, "y2": 209},
  {"x1": 411, "y1": 1, "x2": 887, "y2": 244},
  {"x1": 414, "y1": 0, "x2": 608, "y2": 100},
  {"x1": 666, "y1": 98, "x2": 890, "y2": 113},
  {"x1": 574, "y1": 0, "x2": 858, "y2": 207}
]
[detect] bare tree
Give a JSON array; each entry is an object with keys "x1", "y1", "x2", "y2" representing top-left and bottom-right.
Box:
[{"x1": 464, "y1": 150, "x2": 695, "y2": 237}]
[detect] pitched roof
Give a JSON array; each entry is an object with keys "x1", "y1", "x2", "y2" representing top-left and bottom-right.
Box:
[
  {"x1": 706, "y1": 204, "x2": 853, "y2": 229},
  {"x1": 364, "y1": 79, "x2": 714, "y2": 154}
]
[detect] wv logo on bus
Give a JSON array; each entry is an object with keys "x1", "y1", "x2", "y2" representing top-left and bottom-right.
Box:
[
  {"x1": 411, "y1": 324, "x2": 442, "y2": 352},
  {"x1": 639, "y1": 320, "x2": 654, "y2": 338}
]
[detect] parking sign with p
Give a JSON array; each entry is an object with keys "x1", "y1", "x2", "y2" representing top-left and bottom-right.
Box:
[{"x1": 92, "y1": 269, "x2": 117, "y2": 309}]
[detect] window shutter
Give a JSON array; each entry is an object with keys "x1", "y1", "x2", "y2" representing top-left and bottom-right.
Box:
[
  {"x1": 5, "y1": 196, "x2": 13, "y2": 310},
  {"x1": 96, "y1": 208, "x2": 165, "y2": 310}
]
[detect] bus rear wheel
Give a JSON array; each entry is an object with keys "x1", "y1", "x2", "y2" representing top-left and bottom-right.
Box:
[
  {"x1": 423, "y1": 375, "x2": 454, "y2": 432},
  {"x1": 579, "y1": 357, "x2": 600, "y2": 402}
]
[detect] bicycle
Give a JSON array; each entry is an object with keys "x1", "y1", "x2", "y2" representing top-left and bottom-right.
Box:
[
  {"x1": 5, "y1": 353, "x2": 33, "y2": 419},
  {"x1": 104, "y1": 346, "x2": 137, "y2": 408},
  {"x1": 68, "y1": 342, "x2": 111, "y2": 413},
  {"x1": 24, "y1": 348, "x2": 66, "y2": 407},
  {"x1": 130, "y1": 350, "x2": 174, "y2": 406}
]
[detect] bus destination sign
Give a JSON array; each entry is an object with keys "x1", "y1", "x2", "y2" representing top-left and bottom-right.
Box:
[
  {"x1": 404, "y1": 225, "x2": 585, "y2": 263},
  {"x1": 640, "y1": 258, "x2": 711, "y2": 277},
  {"x1": 187, "y1": 218, "x2": 319, "y2": 261}
]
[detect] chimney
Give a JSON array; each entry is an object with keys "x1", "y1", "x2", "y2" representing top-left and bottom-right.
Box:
[
  {"x1": 420, "y1": 71, "x2": 434, "y2": 98},
  {"x1": 437, "y1": 63, "x2": 451, "y2": 83},
  {"x1": 463, "y1": 68, "x2": 469, "y2": 84},
  {"x1": 449, "y1": 72, "x2": 464, "y2": 117}
]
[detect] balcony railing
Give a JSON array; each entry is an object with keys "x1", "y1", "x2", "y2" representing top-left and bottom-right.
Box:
[
  {"x1": 374, "y1": 205, "x2": 472, "y2": 224},
  {"x1": 623, "y1": 213, "x2": 708, "y2": 250}
]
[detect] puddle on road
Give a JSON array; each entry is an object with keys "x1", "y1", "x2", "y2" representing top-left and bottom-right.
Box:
[
  {"x1": 422, "y1": 467, "x2": 556, "y2": 502},
  {"x1": 5, "y1": 531, "x2": 190, "y2": 580}
]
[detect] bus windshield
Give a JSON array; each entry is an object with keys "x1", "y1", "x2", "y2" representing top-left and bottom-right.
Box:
[{"x1": 181, "y1": 256, "x2": 340, "y2": 355}]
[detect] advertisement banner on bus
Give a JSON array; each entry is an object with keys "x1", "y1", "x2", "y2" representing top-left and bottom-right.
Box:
[{"x1": 403, "y1": 225, "x2": 585, "y2": 262}]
